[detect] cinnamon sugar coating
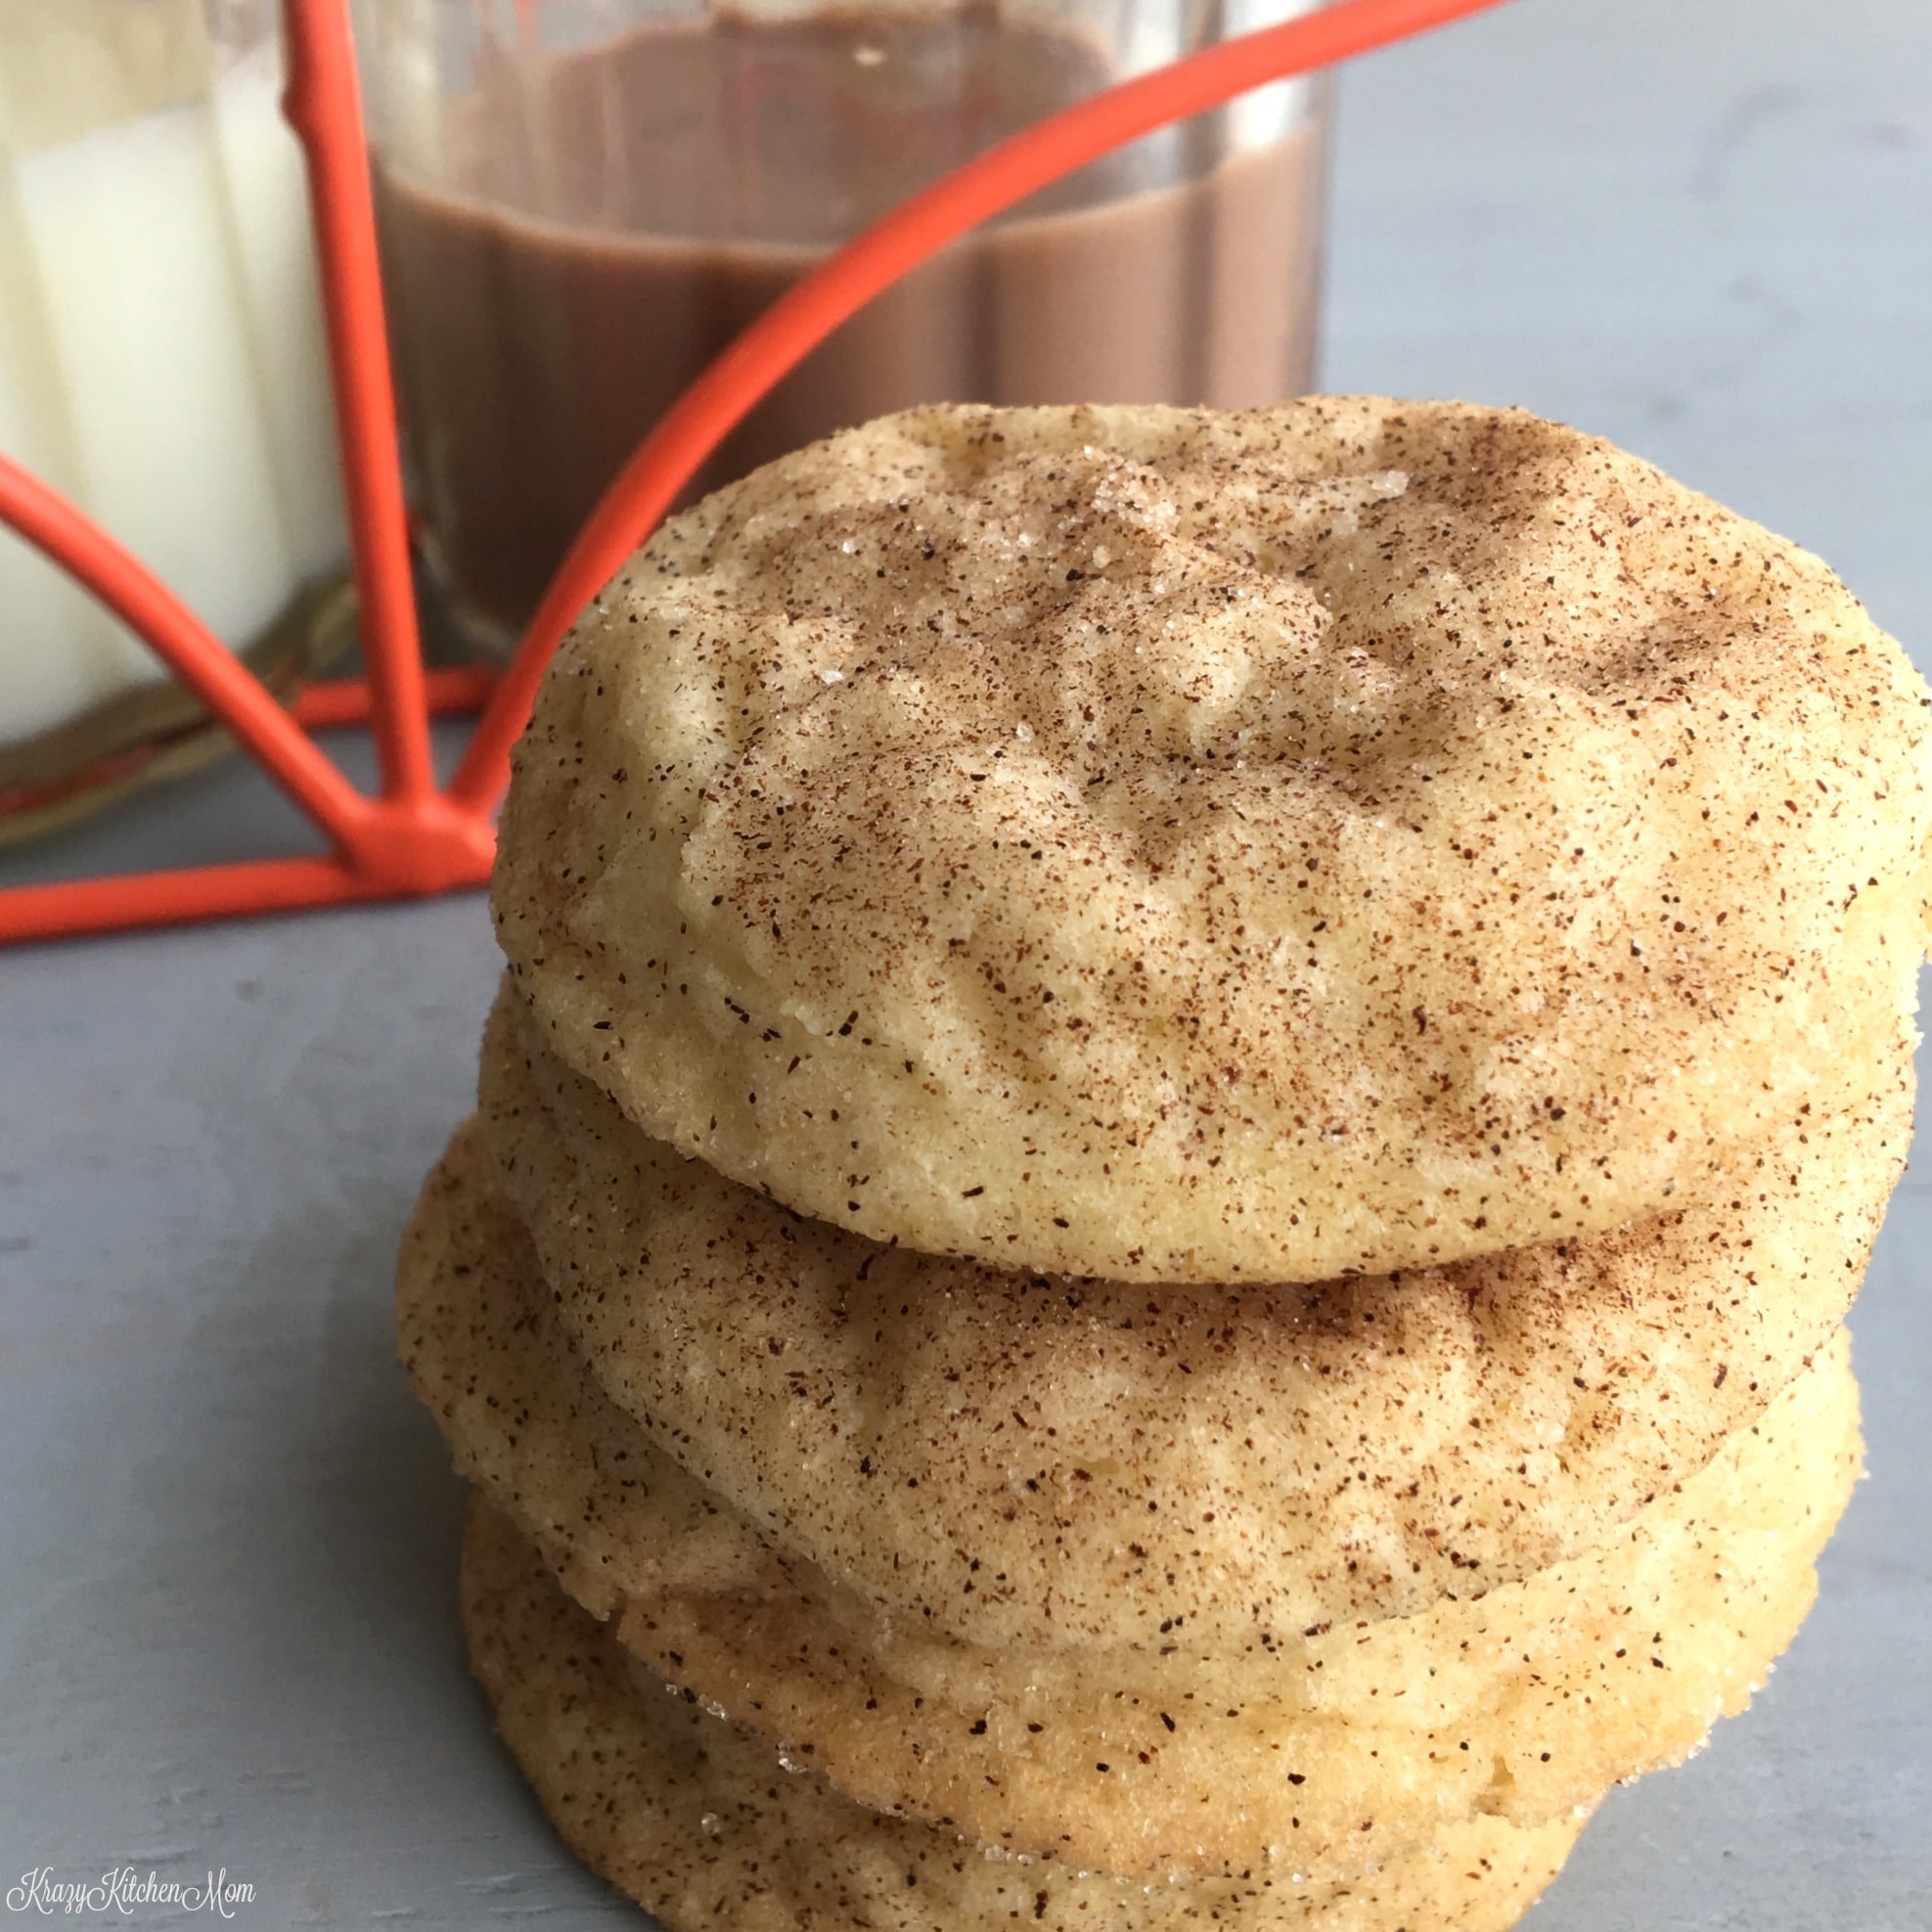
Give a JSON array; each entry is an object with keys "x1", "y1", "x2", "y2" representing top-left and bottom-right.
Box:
[
  {"x1": 493, "y1": 399, "x2": 1932, "y2": 1281},
  {"x1": 418, "y1": 1127, "x2": 1855, "y2": 1879},
  {"x1": 477, "y1": 979, "x2": 1903, "y2": 1647},
  {"x1": 462, "y1": 1495, "x2": 1589, "y2": 1931}
]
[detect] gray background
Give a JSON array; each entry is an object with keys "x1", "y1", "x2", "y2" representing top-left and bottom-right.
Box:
[{"x1": 2, "y1": 0, "x2": 1927, "y2": 1924}]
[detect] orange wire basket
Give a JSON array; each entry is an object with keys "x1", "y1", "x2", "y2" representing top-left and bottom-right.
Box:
[{"x1": 0, "y1": 0, "x2": 1509, "y2": 948}]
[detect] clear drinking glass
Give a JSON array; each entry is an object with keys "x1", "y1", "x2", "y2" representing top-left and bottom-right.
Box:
[
  {"x1": 358, "y1": 0, "x2": 1333, "y2": 660},
  {"x1": 0, "y1": 0, "x2": 350, "y2": 835}
]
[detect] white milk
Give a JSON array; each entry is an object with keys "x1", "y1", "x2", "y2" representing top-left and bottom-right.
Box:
[
  {"x1": 0, "y1": 22, "x2": 346, "y2": 750},
  {"x1": 212, "y1": 43, "x2": 348, "y2": 586}
]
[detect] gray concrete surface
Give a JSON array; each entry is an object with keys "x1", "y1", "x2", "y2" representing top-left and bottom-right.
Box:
[{"x1": 2, "y1": 0, "x2": 1927, "y2": 1923}]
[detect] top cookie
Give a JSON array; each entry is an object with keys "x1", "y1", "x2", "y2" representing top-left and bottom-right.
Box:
[{"x1": 494, "y1": 399, "x2": 1932, "y2": 1282}]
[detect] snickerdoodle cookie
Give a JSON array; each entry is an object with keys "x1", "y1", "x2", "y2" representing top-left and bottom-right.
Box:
[
  {"x1": 462, "y1": 1494, "x2": 1591, "y2": 1931},
  {"x1": 407, "y1": 1112, "x2": 1863, "y2": 1880},
  {"x1": 477, "y1": 978, "x2": 1903, "y2": 1644},
  {"x1": 493, "y1": 399, "x2": 1932, "y2": 1282}
]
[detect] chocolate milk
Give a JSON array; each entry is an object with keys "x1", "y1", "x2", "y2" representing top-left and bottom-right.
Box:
[{"x1": 373, "y1": 10, "x2": 1328, "y2": 651}]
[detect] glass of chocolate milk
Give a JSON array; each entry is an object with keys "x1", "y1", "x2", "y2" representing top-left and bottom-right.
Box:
[{"x1": 358, "y1": 0, "x2": 1332, "y2": 658}]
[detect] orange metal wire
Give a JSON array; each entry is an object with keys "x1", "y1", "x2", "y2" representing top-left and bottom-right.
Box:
[
  {"x1": 0, "y1": 0, "x2": 1511, "y2": 948},
  {"x1": 279, "y1": 0, "x2": 435, "y2": 808},
  {"x1": 293, "y1": 665, "x2": 501, "y2": 731}
]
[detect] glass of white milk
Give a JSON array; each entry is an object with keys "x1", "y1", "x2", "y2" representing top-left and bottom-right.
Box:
[{"x1": 0, "y1": 0, "x2": 349, "y2": 835}]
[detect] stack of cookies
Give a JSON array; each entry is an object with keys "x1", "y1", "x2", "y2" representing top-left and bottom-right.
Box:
[{"x1": 398, "y1": 400, "x2": 1931, "y2": 1931}]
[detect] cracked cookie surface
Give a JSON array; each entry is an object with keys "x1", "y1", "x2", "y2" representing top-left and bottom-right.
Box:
[{"x1": 494, "y1": 399, "x2": 1932, "y2": 1281}]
